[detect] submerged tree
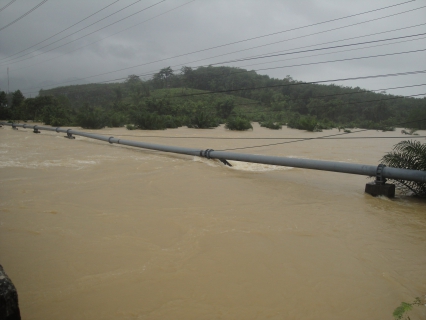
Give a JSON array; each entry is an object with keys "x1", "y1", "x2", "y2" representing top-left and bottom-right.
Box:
[{"x1": 381, "y1": 140, "x2": 426, "y2": 197}]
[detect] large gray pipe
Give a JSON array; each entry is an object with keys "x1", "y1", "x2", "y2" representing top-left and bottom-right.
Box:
[{"x1": 2, "y1": 122, "x2": 426, "y2": 183}]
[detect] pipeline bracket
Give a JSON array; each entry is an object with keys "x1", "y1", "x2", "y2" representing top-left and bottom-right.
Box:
[
  {"x1": 64, "y1": 129, "x2": 75, "y2": 139},
  {"x1": 12, "y1": 123, "x2": 18, "y2": 130},
  {"x1": 33, "y1": 126, "x2": 40, "y2": 134},
  {"x1": 375, "y1": 164, "x2": 386, "y2": 185},
  {"x1": 365, "y1": 163, "x2": 395, "y2": 197}
]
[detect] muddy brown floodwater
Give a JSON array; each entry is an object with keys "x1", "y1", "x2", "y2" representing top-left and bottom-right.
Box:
[{"x1": 1, "y1": 123, "x2": 425, "y2": 319}]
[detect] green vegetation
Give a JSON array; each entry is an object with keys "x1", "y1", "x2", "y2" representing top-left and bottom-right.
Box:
[
  {"x1": 260, "y1": 120, "x2": 282, "y2": 130},
  {"x1": 1, "y1": 66, "x2": 424, "y2": 132},
  {"x1": 393, "y1": 297, "x2": 422, "y2": 320},
  {"x1": 381, "y1": 140, "x2": 426, "y2": 197},
  {"x1": 225, "y1": 116, "x2": 253, "y2": 131}
]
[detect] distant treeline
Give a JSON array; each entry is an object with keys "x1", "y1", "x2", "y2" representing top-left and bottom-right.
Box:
[{"x1": 0, "y1": 66, "x2": 425, "y2": 131}]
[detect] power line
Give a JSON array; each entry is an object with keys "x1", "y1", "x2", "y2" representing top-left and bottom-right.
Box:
[
  {"x1": 243, "y1": 93, "x2": 426, "y2": 116},
  {"x1": 211, "y1": 33, "x2": 426, "y2": 66},
  {"x1": 196, "y1": 8, "x2": 426, "y2": 70},
  {"x1": 66, "y1": 5, "x2": 426, "y2": 86},
  {"x1": 32, "y1": 8, "x2": 426, "y2": 93},
  {"x1": 11, "y1": 1, "x2": 423, "y2": 86},
  {"x1": 0, "y1": 0, "x2": 121, "y2": 62},
  {"x1": 228, "y1": 48, "x2": 426, "y2": 76},
  {"x1": 0, "y1": 0, "x2": 16, "y2": 13},
  {"x1": 11, "y1": 0, "x2": 197, "y2": 74},
  {"x1": 219, "y1": 117, "x2": 426, "y2": 151},
  {"x1": 0, "y1": 0, "x2": 48, "y2": 32},
  {"x1": 24, "y1": 23, "x2": 426, "y2": 93},
  {"x1": 0, "y1": 0, "x2": 166, "y2": 66},
  {"x1": 176, "y1": 70, "x2": 426, "y2": 98},
  {"x1": 26, "y1": 70, "x2": 426, "y2": 105},
  {"x1": 227, "y1": 83, "x2": 426, "y2": 111},
  {"x1": 194, "y1": 92, "x2": 426, "y2": 116},
  {"x1": 236, "y1": 35, "x2": 426, "y2": 71}
]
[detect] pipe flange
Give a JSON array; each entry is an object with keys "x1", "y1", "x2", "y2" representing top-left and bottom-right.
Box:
[
  {"x1": 56, "y1": 127, "x2": 60, "y2": 133},
  {"x1": 108, "y1": 136, "x2": 114, "y2": 144},
  {"x1": 205, "y1": 149, "x2": 214, "y2": 159}
]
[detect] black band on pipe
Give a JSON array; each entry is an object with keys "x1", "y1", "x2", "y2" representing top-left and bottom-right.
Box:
[{"x1": 108, "y1": 137, "x2": 114, "y2": 144}]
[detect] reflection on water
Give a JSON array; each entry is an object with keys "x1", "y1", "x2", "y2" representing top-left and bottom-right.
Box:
[{"x1": 0, "y1": 124, "x2": 425, "y2": 319}]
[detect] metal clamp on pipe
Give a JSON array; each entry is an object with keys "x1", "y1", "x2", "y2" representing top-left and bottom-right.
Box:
[
  {"x1": 33, "y1": 125, "x2": 40, "y2": 134},
  {"x1": 200, "y1": 149, "x2": 232, "y2": 167},
  {"x1": 375, "y1": 164, "x2": 386, "y2": 185},
  {"x1": 64, "y1": 129, "x2": 75, "y2": 139}
]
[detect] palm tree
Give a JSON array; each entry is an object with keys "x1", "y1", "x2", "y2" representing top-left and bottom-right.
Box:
[{"x1": 381, "y1": 140, "x2": 426, "y2": 197}]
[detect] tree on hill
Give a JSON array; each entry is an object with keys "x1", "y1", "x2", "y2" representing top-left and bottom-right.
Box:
[
  {"x1": 11, "y1": 90, "x2": 25, "y2": 108},
  {"x1": 153, "y1": 67, "x2": 174, "y2": 89}
]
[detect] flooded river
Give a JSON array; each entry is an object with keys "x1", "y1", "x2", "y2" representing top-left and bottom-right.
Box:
[{"x1": 1, "y1": 123, "x2": 425, "y2": 319}]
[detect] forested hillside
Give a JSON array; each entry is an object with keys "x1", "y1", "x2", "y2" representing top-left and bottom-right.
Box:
[{"x1": 1, "y1": 66, "x2": 425, "y2": 131}]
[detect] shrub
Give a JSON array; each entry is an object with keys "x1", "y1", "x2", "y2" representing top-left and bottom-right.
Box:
[
  {"x1": 187, "y1": 109, "x2": 219, "y2": 129},
  {"x1": 126, "y1": 124, "x2": 136, "y2": 130},
  {"x1": 76, "y1": 105, "x2": 106, "y2": 129},
  {"x1": 287, "y1": 115, "x2": 319, "y2": 131},
  {"x1": 132, "y1": 112, "x2": 166, "y2": 130},
  {"x1": 381, "y1": 140, "x2": 426, "y2": 197},
  {"x1": 260, "y1": 120, "x2": 282, "y2": 130},
  {"x1": 225, "y1": 117, "x2": 253, "y2": 131},
  {"x1": 108, "y1": 112, "x2": 127, "y2": 127}
]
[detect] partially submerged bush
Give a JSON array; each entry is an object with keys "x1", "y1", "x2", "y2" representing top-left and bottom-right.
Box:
[
  {"x1": 225, "y1": 117, "x2": 253, "y2": 131},
  {"x1": 77, "y1": 105, "x2": 106, "y2": 129},
  {"x1": 126, "y1": 124, "x2": 136, "y2": 130},
  {"x1": 287, "y1": 115, "x2": 319, "y2": 132},
  {"x1": 131, "y1": 112, "x2": 167, "y2": 130},
  {"x1": 187, "y1": 109, "x2": 219, "y2": 129},
  {"x1": 260, "y1": 120, "x2": 282, "y2": 130},
  {"x1": 381, "y1": 140, "x2": 426, "y2": 197}
]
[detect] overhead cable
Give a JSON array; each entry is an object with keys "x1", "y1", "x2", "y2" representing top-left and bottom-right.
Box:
[
  {"x1": 7, "y1": 1, "x2": 421, "y2": 77},
  {"x1": 40, "y1": 26, "x2": 426, "y2": 93},
  {"x1": 0, "y1": 0, "x2": 121, "y2": 62},
  {"x1": 0, "y1": 0, "x2": 48, "y2": 32},
  {"x1": 176, "y1": 70, "x2": 426, "y2": 98},
  {"x1": 11, "y1": 0, "x2": 197, "y2": 73},
  {"x1": 0, "y1": 0, "x2": 166, "y2": 66},
  {"x1": 0, "y1": 0, "x2": 16, "y2": 13},
  {"x1": 220, "y1": 117, "x2": 426, "y2": 151}
]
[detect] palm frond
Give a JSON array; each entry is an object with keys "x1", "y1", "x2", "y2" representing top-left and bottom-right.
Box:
[{"x1": 381, "y1": 140, "x2": 426, "y2": 197}]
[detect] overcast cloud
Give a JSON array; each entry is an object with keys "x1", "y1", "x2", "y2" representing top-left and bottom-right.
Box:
[{"x1": 0, "y1": 0, "x2": 425, "y2": 97}]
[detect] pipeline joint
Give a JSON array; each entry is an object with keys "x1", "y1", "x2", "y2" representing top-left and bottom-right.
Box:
[
  {"x1": 64, "y1": 129, "x2": 75, "y2": 139},
  {"x1": 33, "y1": 125, "x2": 40, "y2": 134},
  {"x1": 200, "y1": 149, "x2": 232, "y2": 167},
  {"x1": 108, "y1": 136, "x2": 114, "y2": 144},
  {"x1": 12, "y1": 123, "x2": 18, "y2": 130}
]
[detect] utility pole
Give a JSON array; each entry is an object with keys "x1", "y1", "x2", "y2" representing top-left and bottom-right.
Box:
[{"x1": 7, "y1": 67, "x2": 9, "y2": 93}]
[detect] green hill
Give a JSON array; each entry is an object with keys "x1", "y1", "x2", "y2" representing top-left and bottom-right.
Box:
[{"x1": 2, "y1": 65, "x2": 425, "y2": 131}]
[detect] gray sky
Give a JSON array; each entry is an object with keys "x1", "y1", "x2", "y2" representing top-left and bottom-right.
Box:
[{"x1": 0, "y1": 0, "x2": 425, "y2": 97}]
